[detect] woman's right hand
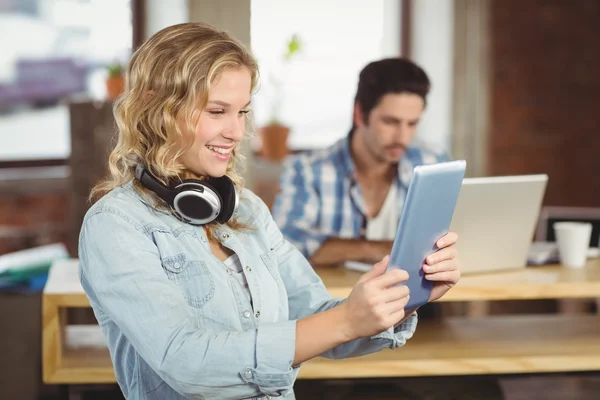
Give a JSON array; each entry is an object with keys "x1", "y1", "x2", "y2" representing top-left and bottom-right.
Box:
[{"x1": 339, "y1": 255, "x2": 410, "y2": 340}]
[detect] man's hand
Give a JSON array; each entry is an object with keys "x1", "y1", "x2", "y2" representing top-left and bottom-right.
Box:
[
  {"x1": 363, "y1": 240, "x2": 394, "y2": 263},
  {"x1": 423, "y1": 232, "x2": 461, "y2": 302}
]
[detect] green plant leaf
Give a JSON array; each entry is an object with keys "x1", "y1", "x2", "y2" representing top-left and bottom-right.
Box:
[
  {"x1": 284, "y1": 34, "x2": 302, "y2": 61},
  {"x1": 107, "y1": 63, "x2": 123, "y2": 78}
]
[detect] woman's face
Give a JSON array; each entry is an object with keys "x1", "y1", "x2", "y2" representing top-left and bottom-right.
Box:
[{"x1": 178, "y1": 66, "x2": 252, "y2": 178}]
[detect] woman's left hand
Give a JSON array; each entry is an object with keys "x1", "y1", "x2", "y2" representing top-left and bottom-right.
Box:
[{"x1": 424, "y1": 232, "x2": 461, "y2": 302}]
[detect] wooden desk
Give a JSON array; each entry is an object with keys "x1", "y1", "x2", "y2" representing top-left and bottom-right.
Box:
[
  {"x1": 320, "y1": 260, "x2": 600, "y2": 301},
  {"x1": 42, "y1": 260, "x2": 112, "y2": 384},
  {"x1": 42, "y1": 259, "x2": 600, "y2": 384}
]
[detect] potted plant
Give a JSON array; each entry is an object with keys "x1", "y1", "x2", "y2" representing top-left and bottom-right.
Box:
[
  {"x1": 259, "y1": 34, "x2": 303, "y2": 162},
  {"x1": 105, "y1": 63, "x2": 125, "y2": 100}
]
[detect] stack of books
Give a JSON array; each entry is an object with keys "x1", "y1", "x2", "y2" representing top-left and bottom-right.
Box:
[{"x1": 0, "y1": 243, "x2": 69, "y2": 293}]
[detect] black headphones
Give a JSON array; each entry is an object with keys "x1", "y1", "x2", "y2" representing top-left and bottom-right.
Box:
[{"x1": 135, "y1": 164, "x2": 239, "y2": 225}]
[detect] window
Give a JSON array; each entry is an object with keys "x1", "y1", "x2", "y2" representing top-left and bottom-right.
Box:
[
  {"x1": 0, "y1": 0, "x2": 133, "y2": 162},
  {"x1": 250, "y1": 0, "x2": 401, "y2": 150}
]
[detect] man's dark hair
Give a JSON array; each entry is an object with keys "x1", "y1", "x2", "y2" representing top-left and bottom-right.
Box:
[{"x1": 353, "y1": 57, "x2": 430, "y2": 129}]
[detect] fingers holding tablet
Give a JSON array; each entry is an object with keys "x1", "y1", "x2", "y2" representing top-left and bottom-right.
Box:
[
  {"x1": 436, "y1": 231, "x2": 458, "y2": 248},
  {"x1": 342, "y1": 256, "x2": 411, "y2": 339},
  {"x1": 424, "y1": 233, "x2": 462, "y2": 302}
]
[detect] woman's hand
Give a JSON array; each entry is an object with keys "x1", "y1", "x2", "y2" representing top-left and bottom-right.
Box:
[
  {"x1": 339, "y1": 256, "x2": 410, "y2": 341},
  {"x1": 424, "y1": 232, "x2": 461, "y2": 302}
]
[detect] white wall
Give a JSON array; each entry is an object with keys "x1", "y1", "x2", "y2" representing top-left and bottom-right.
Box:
[
  {"x1": 382, "y1": 0, "x2": 402, "y2": 58},
  {"x1": 410, "y1": 0, "x2": 454, "y2": 153},
  {"x1": 145, "y1": 0, "x2": 189, "y2": 39}
]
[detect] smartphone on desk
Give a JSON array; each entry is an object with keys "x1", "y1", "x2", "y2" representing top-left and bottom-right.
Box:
[{"x1": 388, "y1": 160, "x2": 466, "y2": 310}]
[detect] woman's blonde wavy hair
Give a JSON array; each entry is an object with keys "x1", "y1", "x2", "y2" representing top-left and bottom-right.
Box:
[{"x1": 91, "y1": 22, "x2": 259, "y2": 233}]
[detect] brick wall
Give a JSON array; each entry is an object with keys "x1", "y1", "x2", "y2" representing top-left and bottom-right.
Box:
[
  {"x1": 490, "y1": 0, "x2": 600, "y2": 207},
  {"x1": 0, "y1": 192, "x2": 69, "y2": 255}
]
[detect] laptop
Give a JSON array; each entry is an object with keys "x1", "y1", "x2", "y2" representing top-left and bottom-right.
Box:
[
  {"x1": 344, "y1": 173, "x2": 549, "y2": 275},
  {"x1": 450, "y1": 174, "x2": 548, "y2": 274}
]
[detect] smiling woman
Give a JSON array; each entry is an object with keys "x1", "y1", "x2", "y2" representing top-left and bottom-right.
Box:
[{"x1": 74, "y1": 21, "x2": 450, "y2": 400}]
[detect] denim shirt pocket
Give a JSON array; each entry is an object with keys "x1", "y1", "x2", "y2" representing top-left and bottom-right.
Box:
[{"x1": 161, "y1": 252, "x2": 215, "y2": 308}]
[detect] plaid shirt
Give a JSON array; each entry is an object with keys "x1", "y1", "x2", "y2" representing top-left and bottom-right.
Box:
[{"x1": 272, "y1": 136, "x2": 449, "y2": 259}]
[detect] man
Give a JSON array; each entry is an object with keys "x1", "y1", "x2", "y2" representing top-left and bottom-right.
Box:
[
  {"x1": 272, "y1": 57, "x2": 504, "y2": 400},
  {"x1": 273, "y1": 57, "x2": 447, "y2": 265}
]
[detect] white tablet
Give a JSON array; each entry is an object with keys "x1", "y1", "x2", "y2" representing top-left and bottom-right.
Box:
[{"x1": 388, "y1": 160, "x2": 466, "y2": 310}]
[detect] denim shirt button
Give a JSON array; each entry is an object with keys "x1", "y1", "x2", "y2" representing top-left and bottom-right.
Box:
[
  {"x1": 243, "y1": 310, "x2": 251, "y2": 318},
  {"x1": 227, "y1": 269, "x2": 233, "y2": 276},
  {"x1": 201, "y1": 236, "x2": 207, "y2": 243},
  {"x1": 244, "y1": 368, "x2": 252, "y2": 379},
  {"x1": 174, "y1": 262, "x2": 181, "y2": 270},
  {"x1": 222, "y1": 233, "x2": 230, "y2": 239},
  {"x1": 255, "y1": 311, "x2": 260, "y2": 318},
  {"x1": 246, "y1": 265, "x2": 252, "y2": 272}
]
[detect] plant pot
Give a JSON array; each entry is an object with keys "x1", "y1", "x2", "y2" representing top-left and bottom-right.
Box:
[
  {"x1": 259, "y1": 123, "x2": 290, "y2": 162},
  {"x1": 106, "y1": 76, "x2": 125, "y2": 100}
]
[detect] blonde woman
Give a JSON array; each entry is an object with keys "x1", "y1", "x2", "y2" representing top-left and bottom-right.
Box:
[{"x1": 79, "y1": 23, "x2": 461, "y2": 400}]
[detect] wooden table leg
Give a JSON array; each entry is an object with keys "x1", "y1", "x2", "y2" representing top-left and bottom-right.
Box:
[{"x1": 42, "y1": 295, "x2": 66, "y2": 383}]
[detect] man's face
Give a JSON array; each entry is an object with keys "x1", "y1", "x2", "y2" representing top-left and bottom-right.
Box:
[{"x1": 355, "y1": 93, "x2": 425, "y2": 164}]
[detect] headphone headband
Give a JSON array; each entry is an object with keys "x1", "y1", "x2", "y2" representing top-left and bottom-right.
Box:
[{"x1": 135, "y1": 164, "x2": 176, "y2": 204}]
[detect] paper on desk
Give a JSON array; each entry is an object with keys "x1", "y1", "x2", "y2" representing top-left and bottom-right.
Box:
[
  {"x1": 344, "y1": 260, "x2": 373, "y2": 273},
  {"x1": 0, "y1": 243, "x2": 69, "y2": 275}
]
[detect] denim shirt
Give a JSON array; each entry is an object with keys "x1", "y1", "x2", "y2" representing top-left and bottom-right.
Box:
[{"x1": 78, "y1": 181, "x2": 418, "y2": 400}]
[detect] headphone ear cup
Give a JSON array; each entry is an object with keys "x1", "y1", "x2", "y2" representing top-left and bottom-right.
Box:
[
  {"x1": 205, "y1": 175, "x2": 238, "y2": 223},
  {"x1": 174, "y1": 180, "x2": 223, "y2": 225}
]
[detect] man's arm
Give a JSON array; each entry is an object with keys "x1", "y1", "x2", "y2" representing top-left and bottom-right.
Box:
[
  {"x1": 272, "y1": 157, "x2": 328, "y2": 259},
  {"x1": 272, "y1": 157, "x2": 397, "y2": 266},
  {"x1": 310, "y1": 238, "x2": 393, "y2": 266}
]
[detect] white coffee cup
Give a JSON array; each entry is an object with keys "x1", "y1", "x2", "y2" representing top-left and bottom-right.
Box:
[{"x1": 553, "y1": 222, "x2": 592, "y2": 268}]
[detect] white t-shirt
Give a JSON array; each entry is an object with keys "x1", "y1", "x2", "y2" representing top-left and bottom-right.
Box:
[
  {"x1": 223, "y1": 253, "x2": 251, "y2": 305},
  {"x1": 365, "y1": 183, "x2": 400, "y2": 241},
  {"x1": 223, "y1": 253, "x2": 279, "y2": 321}
]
